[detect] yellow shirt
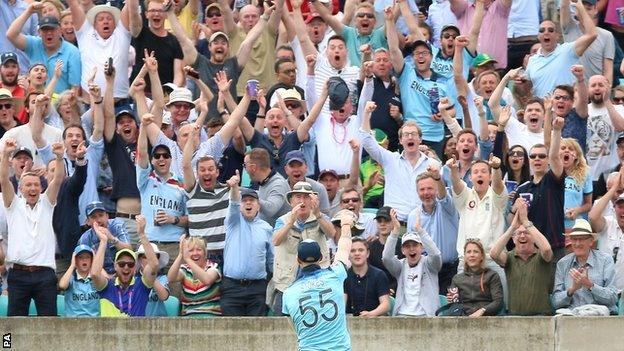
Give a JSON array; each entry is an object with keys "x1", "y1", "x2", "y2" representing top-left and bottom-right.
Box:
[
  {"x1": 229, "y1": 26, "x2": 277, "y2": 97},
  {"x1": 164, "y1": 4, "x2": 198, "y2": 39}
]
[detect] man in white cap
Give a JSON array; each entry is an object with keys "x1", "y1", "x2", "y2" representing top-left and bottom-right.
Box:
[
  {"x1": 552, "y1": 219, "x2": 618, "y2": 316},
  {"x1": 269, "y1": 181, "x2": 335, "y2": 315},
  {"x1": 382, "y1": 208, "x2": 441, "y2": 316},
  {"x1": 282, "y1": 212, "x2": 354, "y2": 350},
  {"x1": 68, "y1": 0, "x2": 142, "y2": 98}
]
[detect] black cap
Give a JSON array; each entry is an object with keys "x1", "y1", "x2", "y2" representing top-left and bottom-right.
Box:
[
  {"x1": 412, "y1": 40, "x2": 432, "y2": 54},
  {"x1": 151, "y1": 144, "x2": 171, "y2": 157},
  {"x1": 328, "y1": 77, "x2": 350, "y2": 111},
  {"x1": 0, "y1": 52, "x2": 18, "y2": 66},
  {"x1": 297, "y1": 239, "x2": 321, "y2": 263},
  {"x1": 38, "y1": 16, "x2": 60, "y2": 29},
  {"x1": 240, "y1": 187, "x2": 259, "y2": 200},
  {"x1": 12, "y1": 147, "x2": 33, "y2": 159},
  {"x1": 374, "y1": 206, "x2": 392, "y2": 221}
]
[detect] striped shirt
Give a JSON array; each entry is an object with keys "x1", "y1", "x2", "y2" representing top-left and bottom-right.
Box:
[
  {"x1": 180, "y1": 263, "x2": 221, "y2": 316},
  {"x1": 186, "y1": 183, "x2": 230, "y2": 250},
  {"x1": 313, "y1": 54, "x2": 359, "y2": 114}
]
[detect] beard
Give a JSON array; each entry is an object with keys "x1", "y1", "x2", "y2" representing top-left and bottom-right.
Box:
[
  {"x1": 589, "y1": 94, "x2": 604, "y2": 104},
  {"x1": 1, "y1": 75, "x2": 16, "y2": 87}
]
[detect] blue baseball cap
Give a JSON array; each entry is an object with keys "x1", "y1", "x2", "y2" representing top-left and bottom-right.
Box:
[
  {"x1": 298, "y1": 239, "x2": 321, "y2": 263},
  {"x1": 85, "y1": 201, "x2": 106, "y2": 217},
  {"x1": 240, "y1": 187, "x2": 259, "y2": 200},
  {"x1": 285, "y1": 150, "x2": 306, "y2": 165},
  {"x1": 73, "y1": 244, "x2": 94, "y2": 256},
  {"x1": 0, "y1": 52, "x2": 18, "y2": 66},
  {"x1": 114, "y1": 105, "x2": 135, "y2": 122}
]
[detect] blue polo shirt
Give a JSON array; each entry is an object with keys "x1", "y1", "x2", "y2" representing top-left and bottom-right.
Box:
[
  {"x1": 64, "y1": 272, "x2": 100, "y2": 317},
  {"x1": 24, "y1": 35, "x2": 82, "y2": 93},
  {"x1": 98, "y1": 276, "x2": 152, "y2": 317},
  {"x1": 430, "y1": 46, "x2": 474, "y2": 122},
  {"x1": 136, "y1": 165, "x2": 187, "y2": 242},
  {"x1": 78, "y1": 219, "x2": 131, "y2": 274},
  {"x1": 342, "y1": 25, "x2": 388, "y2": 67},
  {"x1": 399, "y1": 58, "x2": 448, "y2": 142},
  {"x1": 526, "y1": 42, "x2": 579, "y2": 98}
]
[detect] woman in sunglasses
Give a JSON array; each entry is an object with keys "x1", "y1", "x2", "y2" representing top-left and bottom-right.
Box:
[
  {"x1": 502, "y1": 145, "x2": 530, "y2": 185},
  {"x1": 447, "y1": 239, "x2": 503, "y2": 317},
  {"x1": 560, "y1": 138, "x2": 592, "y2": 238}
]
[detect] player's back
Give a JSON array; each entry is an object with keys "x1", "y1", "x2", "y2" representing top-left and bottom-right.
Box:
[{"x1": 282, "y1": 263, "x2": 351, "y2": 351}]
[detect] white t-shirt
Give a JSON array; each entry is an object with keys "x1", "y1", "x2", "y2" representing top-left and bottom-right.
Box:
[
  {"x1": 505, "y1": 116, "x2": 544, "y2": 151},
  {"x1": 453, "y1": 183, "x2": 508, "y2": 258},
  {"x1": 312, "y1": 112, "x2": 362, "y2": 175},
  {"x1": 586, "y1": 104, "x2": 624, "y2": 181},
  {"x1": 0, "y1": 124, "x2": 63, "y2": 166},
  {"x1": 397, "y1": 262, "x2": 427, "y2": 316},
  {"x1": 76, "y1": 20, "x2": 131, "y2": 98},
  {"x1": 5, "y1": 193, "x2": 56, "y2": 269},
  {"x1": 597, "y1": 216, "x2": 624, "y2": 258}
]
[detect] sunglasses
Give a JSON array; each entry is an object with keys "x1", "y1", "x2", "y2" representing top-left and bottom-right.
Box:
[
  {"x1": 341, "y1": 197, "x2": 360, "y2": 204},
  {"x1": 529, "y1": 153, "x2": 547, "y2": 159},
  {"x1": 509, "y1": 150, "x2": 525, "y2": 157},
  {"x1": 356, "y1": 13, "x2": 375, "y2": 19},
  {"x1": 285, "y1": 102, "x2": 301, "y2": 109},
  {"x1": 153, "y1": 153, "x2": 171, "y2": 159},
  {"x1": 117, "y1": 261, "x2": 135, "y2": 268},
  {"x1": 206, "y1": 12, "x2": 221, "y2": 18},
  {"x1": 0, "y1": 103, "x2": 13, "y2": 110},
  {"x1": 553, "y1": 95, "x2": 571, "y2": 101},
  {"x1": 538, "y1": 27, "x2": 555, "y2": 33},
  {"x1": 442, "y1": 33, "x2": 457, "y2": 40},
  {"x1": 614, "y1": 97, "x2": 624, "y2": 104}
]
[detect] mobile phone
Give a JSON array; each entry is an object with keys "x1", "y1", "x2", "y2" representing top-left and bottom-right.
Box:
[
  {"x1": 187, "y1": 68, "x2": 199, "y2": 79},
  {"x1": 105, "y1": 57, "x2": 113, "y2": 76}
]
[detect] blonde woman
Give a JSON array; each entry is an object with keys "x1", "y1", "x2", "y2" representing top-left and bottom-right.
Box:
[
  {"x1": 167, "y1": 236, "x2": 222, "y2": 317},
  {"x1": 560, "y1": 138, "x2": 592, "y2": 238}
]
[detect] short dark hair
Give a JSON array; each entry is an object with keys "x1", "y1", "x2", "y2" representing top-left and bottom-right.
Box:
[
  {"x1": 274, "y1": 57, "x2": 294, "y2": 73},
  {"x1": 525, "y1": 97, "x2": 545, "y2": 111},
  {"x1": 327, "y1": 35, "x2": 347, "y2": 46},
  {"x1": 470, "y1": 159, "x2": 490, "y2": 172},
  {"x1": 196, "y1": 155, "x2": 217, "y2": 172},
  {"x1": 247, "y1": 148, "x2": 271, "y2": 169},
  {"x1": 530, "y1": 143, "x2": 548, "y2": 153},
  {"x1": 553, "y1": 85, "x2": 574, "y2": 98},
  {"x1": 62, "y1": 124, "x2": 87, "y2": 141},
  {"x1": 276, "y1": 45, "x2": 294, "y2": 57},
  {"x1": 351, "y1": 237, "x2": 369, "y2": 250},
  {"x1": 457, "y1": 128, "x2": 478, "y2": 143},
  {"x1": 416, "y1": 172, "x2": 436, "y2": 187}
]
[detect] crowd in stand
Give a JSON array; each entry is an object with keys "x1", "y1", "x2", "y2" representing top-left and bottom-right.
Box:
[{"x1": 0, "y1": 0, "x2": 623, "y2": 319}]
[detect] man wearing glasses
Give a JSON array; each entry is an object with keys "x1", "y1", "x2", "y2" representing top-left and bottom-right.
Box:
[
  {"x1": 550, "y1": 70, "x2": 589, "y2": 153},
  {"x1": 310, "y1": 1, "x2": 387, "y2": 66},
  {"x1": 512, "y1": 117, "x2": 566, "y2": 262},
  {"x1": 525, "y1": 0, "x2": 597, "y2": 98}
]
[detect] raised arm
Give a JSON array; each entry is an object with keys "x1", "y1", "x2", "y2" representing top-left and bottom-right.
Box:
[
  {"x1": 466, "y1": 0, "x2": 484, "y2": 55},
  {"x1": 348, "y1": 139, "x2": 361, "y2": 189},
  {"x1": 182, "y1": 124, "x2": 201, "y2": 192},
  {"x1": 550, "y1": 117, "x2": 564, "y2": 179},
  {"x1": 165, "y1": 1, "x2": 198, "y2": 65},
  {"x1": 268, "y1": 0, "x2": 285, "y2": 34},
  {"x1": 45, "y1": 143, "x2": 66, "y2": 205},
  {"x1": 123, "y1": 0, "x2": 143, "y2": 37},
  {"x1": 87, "y1": 80, "x2": 104, "y2": 142},
  {"x1": 446, "y1": 156, "x2": 465, "y2": 195},
  {"x1": 490, "y1": 211, "x2": 516, "y2": 267},
  {"x1": 30, "y1": 95, "x2": 48, "y2": 149},
  {"x1": 90, "y1": 224, "x2": 110, "y2": 290},
  {"x1": 381, "y1": 209, "x2": 403, "y2": 277},
  {"x1": 236, "y1": 3, "x2": 273, "y2": 68},
  {"x1": 167, "y1": 236, "x2": 187, "y2": 284},
  {"x1": 6, "y1": 2, "x2": 41, "y2": 51},
  {"x1": 58, "y1": 253, "x2": 77, "y2": 291},
  {"x1": 297, "y1": 83, "x2": 328, "y2": 142},
  {"x1": 589, "y1": 170, "x2": 622, "y2": 233},
  {"x1": 384, "y1": 6, "x2": 404, "y2": 74},
  {"x1": 67, "y1": 0, "x2": 86, "y2": 30},
  {"x1": 291, "y1": 0, "x2": 317, "y2": 58},
  {"x1": 44, "y1": 60, "x2": 63, "y2": 97},
  {"x1": 398, "y1": 0, "x2": 424, "y2": 42},
  {"x1": 145, "y1": 52, "x2": 165, "y2": 119},
  {"x1": 605, "y1": 87, "x2": 624, "y2": 132},
  {"x1": 520, "y1": 202, "x2": 553, "y2": 262},
  {"x1": 489, "y1": 68, "x2": 521, "y2": 120},
  {"x1": 571, "y1": 65, "x2": 588, "y2": 118},
  {"x1": 137, "y1": 114, "x2": 152, "y2": 169},
  {"x1": 217, "y1": 0, "x2": 236, "y2": 33},
  {"x1": 219, "y1": 94, "x2": 250, "y2": 146},
  {"x1": 333, "y1": 212, "x2": 354, "y2": 268},
  {"x1": 572, "y1": 0, "x2": 597, "y2": 57},
  {"x1": 0, "y1": 140, "x2": 17, "y2": 207},
  {"x1": 560, "y1": 0, "x2": 573, "y2": 31},
  {"x1": 453, "y1": 36, "x2": 470, "y2": 100},
  {"x1": 489, "y1": 155, "x2": 504, "y2": 195},
  {"x1": 310, "y1": 0, "x2": 344, "y2": 35},
  {"x1": 137, "y1": 216, "x2": 158, "y2": 287},
  {"x1": 474, "y1": 96, "x2": 489, "y2": 142},
  {"x1": 103, "y1": 65, "x2": 116, "y2": 142}
]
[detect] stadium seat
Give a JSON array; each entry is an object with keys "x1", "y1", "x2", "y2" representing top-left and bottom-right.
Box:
[
  {"x1": 0, "y1": 295, "x2": 7, "y2": 316},
  {"x1": 361, "y1": 208, "x2": 378, "y2": 215},
  {"x1": 164, "y1": 296, "x2": 180, "y2": 317},
  {"x1": 388, "y1": 296, "x2": 395, "y2": 315},
  {"x1": 439, "y1": 295, "x2": 448, "y2": 308}
]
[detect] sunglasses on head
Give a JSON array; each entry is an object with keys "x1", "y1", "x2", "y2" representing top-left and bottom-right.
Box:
[
  {"x1": 117, "y1": 261, "x2": 135, "y2": 268},
  {"x1": 341, "y1": 197, "x2": 360, "y2": 204},
  {"x1": 0, "y1": 103, "x2": 12, "y2": 110},
  {"x1": 153, "y1": 153, "x2": 171, "y2": 159},
  {"x1": 538, "y1": 27, "x2": 555, "y2": 33},
  {"x1": 356, "y1": 13, "x2": 375, "y2": 19},
  {"x1": 529, "y1": 153, "x2": 547, "y2": 159}
]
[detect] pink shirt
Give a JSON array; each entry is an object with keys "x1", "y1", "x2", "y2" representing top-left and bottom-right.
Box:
[
  {"x1": 451, "y1": 0, "x2": 511, "y2": 69},
  {"x1": 605, "y1": 0, "x2": 624, "y2": 28}
]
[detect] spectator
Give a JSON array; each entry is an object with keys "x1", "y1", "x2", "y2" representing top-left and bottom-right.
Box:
[
  {"x1": 0, "y1": 52, "x2": 26, "y2": 102},
  {"x1": 78, "y1": 201, "x2": 132, "y2": 274},
  {"x1": 552, "y1": 219, "x2": 618, "y2": 316},
  {"x1": 270, "y1": 181, "x2": 336, "y2": 315},
  {"x1": 426, "y1": 0, "x2": 459, "y2": 48},
  {"x1": 367, "y1": 206, "x2": 400, "y2": 292},
  {"x1": 58, "y1": 245, "x2": 100, "y2": 317},
  {"x1": 447, "y1": 154, "x2": 508, "y2": 300},
  {"x1": 490, "y1": 201, "x2": 553, "y2": 316},
  {"x1": 91, "y1": 215, "x2": 160, "y2": 317},
  {"x1": 337, "y1": 187, "x2": 377, "y2": 238},
  {"x1": 525, "y1": 2, "x2": 597, "y2": 98},
  {"x1": 358, "y1": 130, "x2": 386, "y2": 208},
  {"x1": 589, "y1": 168, "x2": 624, "y2": 263},
  {"x1": 167, "y1": 236, "x2": 222, "y2": 317},
  {"x1": 499, "y1": 145, "x2": 531, "y2": 186},
  {"x1": 560, "y1": 138, "x2": 592, "y2": 234},
  {"x1": 440, "y1": 125, "x2": 491, "y2": 189},
  {"x1": 550, "y1": 71, "x2": 588, "y2": 153},
  {"x1": 344, "y1": 237, "x2": 391, "y2": 317},
  {"x1": 136, "y1": 243, "x2": 170, "y2": 317},
  {"x1": 7, "y1": 10, "x2": 81, "y2": 94},
  {"x1": 137, "y1": 114, "x2": 188, "y2": 263},
  {"x1": 283, "y1": 150, "x2": 330, "y2": 214},
  {"x1": 383, "y1": 209, "x2": 442, "y2": 316},
  {"x1": 506, "y1": 0, "x2": 540, "y2": 71},
  {"x1": 265, "y1": 61, "x2": 305, "y2": 107},
  {"x1": 59, "y1": 10, "x2": 77, "y2": 46},
  {"x1": 586, "y1": 75, "x2": 624, "y2": 184},
  {"x1": 67, "y1": 0, "x2": 142, "y2": 98},
  {"x1": 512, "y1": 118, "x2": 566, "y2": 261},
  {"x1": 450, "y1": 0, "x2": 511, "y2": 70},
  {"x1": 1, "y1": 139, "x2": 64, "y2": 316},
  {"x1": 222, "y1": 173, "x2": 274, "y2": 316},
  {"x1": 561, "y1": 0, "x2": 615, "y2": 83},
  {"x1": 407, "y1": 168, "x2": 460, "y2": 294},
  {"x1": 0, "y1": 1, "x2": 38, "y2": 73},
  {"x1": 0, "y1": 88, "x2": 21, "y2": 138},
  {"x1": 243, "y1": 148, "x2": 290, "y2": 226},
  {"x1": 163, "y1": 0, "x2": 200, "y2": 38},
  {"x1": 448, "y1": 238, "x2": 504, "y2": 316},
  {"x1": 360, "y1": 101, "x2": 441, "y2": 225}
]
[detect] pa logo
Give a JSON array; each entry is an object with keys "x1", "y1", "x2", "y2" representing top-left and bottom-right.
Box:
[{"x1": 2, "y1": 333, "x2": 10, "y2": 348}]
